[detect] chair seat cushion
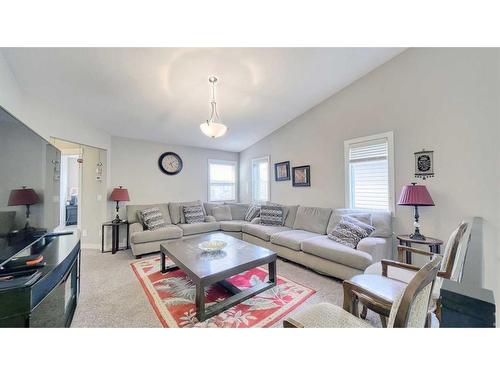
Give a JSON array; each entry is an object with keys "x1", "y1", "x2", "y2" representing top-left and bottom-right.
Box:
[
  {"x1": 177, "y1": 221, "x2": 220, "y2": 236},
  {"x1": 220, "y1": 220, "x2": 247, "y2": 232},
  {"x1": 242, "y1": 223, "x2": 291, "y2": 241},
  {"x1": 301, "y1": 236, "x2": 373, "y2": 270},
  {"x1": 289, "y1": 303, "x2": 373, "y2": 328},
  {"x1": 270, "y1": 230, "x2": 322, "y2": 251},
  {"x1": 130, "y1": 225, "x2": 183, "y2": 244},
  {"x1": 349, "y1": 274, "x2": 407, "y2": 303}
]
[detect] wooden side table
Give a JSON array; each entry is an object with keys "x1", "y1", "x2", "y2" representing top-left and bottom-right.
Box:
[
  {"x1": 101, "y1": 221, "x2": 130, "y2": 254},
  {"x1": 397, "y1": 235, "x2": 443, "y2": 264}
]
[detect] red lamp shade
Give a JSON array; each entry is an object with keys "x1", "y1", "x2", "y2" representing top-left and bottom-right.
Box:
[
  {"x1": 8, "y1": 187, "x2": 40, "y2": 206},
  {"x1": 109, "y1": 186, "x2": 130, "y2": 202},
  {"x1": 398, "y1": 183, "x2": 434, "y2": 206}
]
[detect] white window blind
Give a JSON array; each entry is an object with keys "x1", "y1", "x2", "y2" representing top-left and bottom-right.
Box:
[
  {"x1": 251, "y1": 156, "x2": 270, "y2": 202},
  {"x1": 208, "y1": 160, "x2": 237, "y2": 202},
  {"x1": 345, "y1": 133, "x2": 393, "y2": 211}
]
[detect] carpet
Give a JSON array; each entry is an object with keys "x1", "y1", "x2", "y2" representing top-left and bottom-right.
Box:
[{"x1": 131, "y1": 256, "x2": 316, "y2": 328}]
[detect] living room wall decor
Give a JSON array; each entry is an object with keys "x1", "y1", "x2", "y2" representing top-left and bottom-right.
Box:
[
  {"x1": 292, "y1": 165, "x2": 311, "y2": 187},
  {"x1": 414, "y1": 149, "x2": 434, "y2": 180},
  {"x1": 274, "y1": 161, "x2": 290, "y2": 181}
]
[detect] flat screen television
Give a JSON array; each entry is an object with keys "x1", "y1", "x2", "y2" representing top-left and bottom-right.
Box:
[{"x1": 0, "y1": 106, "x2": 61, "y2": 267}]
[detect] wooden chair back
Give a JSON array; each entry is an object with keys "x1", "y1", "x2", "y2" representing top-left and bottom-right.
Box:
[
  {"x1": 439, "y1": 222, "x2": 470, "y2": 279},
  {"x1": 390, "y1": 256, "x2": 441, "y2": 328}
]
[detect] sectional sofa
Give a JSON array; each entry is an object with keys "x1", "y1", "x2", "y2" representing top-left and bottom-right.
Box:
[{"x1": 126, "y1": 201, "x2": 393, "y2": 280}]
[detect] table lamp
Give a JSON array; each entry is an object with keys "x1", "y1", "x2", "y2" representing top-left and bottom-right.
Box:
[
  {"x1": 397, "y1": 182, "x2": 434, "y2": 240},
  {"x1": 8, "y1": 186, "x2": 40, "y2": 229},
  {"x1": 109, "y1": 186, "x2": 130, "y2": 223}
]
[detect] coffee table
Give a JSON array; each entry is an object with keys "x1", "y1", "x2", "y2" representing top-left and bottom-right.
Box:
[{"x1": 160, "y1": 233, "x2": 277, "y2": 322}]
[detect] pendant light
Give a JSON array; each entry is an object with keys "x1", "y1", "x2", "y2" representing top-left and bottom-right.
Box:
[{"x1": 200, "y1": 76, "x2": 228, "y2": 138}]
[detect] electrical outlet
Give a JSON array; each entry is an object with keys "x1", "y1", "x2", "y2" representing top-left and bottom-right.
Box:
[{"x1": 82, "y1": 229, "x2": 87, "y2": 237}]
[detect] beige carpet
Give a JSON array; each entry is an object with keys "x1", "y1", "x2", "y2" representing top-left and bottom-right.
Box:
[{"x1": 71, "y1": 248, "x2": 382, "y2": 328}]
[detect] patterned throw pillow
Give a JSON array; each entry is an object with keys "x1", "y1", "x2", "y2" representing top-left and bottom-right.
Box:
[
  {"x1": 183, "y1": 204, "x2": 205, "y2": 224},
  {"x1": 244, "y1": 204, "x2": 261, "y2": 221},
  {"x1": 139, "y1": 207, "x2": 167, "y2": 231},
  {"x1": 260, "y1": 205, "x2": 284, "y2": 226},
  {"x1": 328, "y1": 218, "x2": 375, "y2": 248}
]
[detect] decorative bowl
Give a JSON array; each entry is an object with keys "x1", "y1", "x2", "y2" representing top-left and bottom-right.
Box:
[{"x1": 198, "y1": 240, "x2": 227, "y2": 252}]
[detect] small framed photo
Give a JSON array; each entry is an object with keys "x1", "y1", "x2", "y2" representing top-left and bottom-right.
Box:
[
  {"x1": 292, "y1": 165, "x2": 311, "y2": 187},
  {"x1": 274, "y1": 161, "x2": 290, "y2": 181},
  {"x1": 414, "y1": 150, "x2": 434, "y2": 180}
]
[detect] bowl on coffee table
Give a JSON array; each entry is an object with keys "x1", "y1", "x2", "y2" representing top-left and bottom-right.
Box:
[{"x1": 198, "y1": 240, "x2": 227, "y2": 252}]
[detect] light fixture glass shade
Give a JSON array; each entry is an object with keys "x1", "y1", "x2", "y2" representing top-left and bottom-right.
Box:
[{"x1": 200, "y1": 121, "x2": 227, "y2": 138}]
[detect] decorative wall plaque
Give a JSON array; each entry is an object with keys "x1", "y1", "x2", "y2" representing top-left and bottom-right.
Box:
[{"x1": 414, "y1": 150, "x2": 434, "y2": 180}]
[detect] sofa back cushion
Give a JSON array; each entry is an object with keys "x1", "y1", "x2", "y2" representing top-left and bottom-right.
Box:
[
  {"x1": 203, "y1": 202, "x2": 220, "y2": 217},
  {"x1": 169, "y1": 200, "x2": 205, "y2": 224},
  {"x1": 126, "y1": 203, "x2": 171, "y2": 225},
  {"x1": 293, "y1": 206, "x2": 332, "y2": 234},
  {"x1": 330, "y1": 208, "x2": 392, "y2": 238},
  {"x1": 260, "y1": 205, "x2": 285, "y2": 226},
  {"x1": 282, "y1": 205, "x2": 299, "y2": 228},
  {"x1": 212, "y1": 205, "x2": 233, "y2": 221},
  {"x1": 225, "y1": 203, "x2": 250, "y2": 220}
]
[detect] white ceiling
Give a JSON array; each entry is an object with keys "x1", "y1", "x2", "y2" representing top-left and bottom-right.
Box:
[{"x1": 3, "y1": 48, "x2": 404, "y2": 152}]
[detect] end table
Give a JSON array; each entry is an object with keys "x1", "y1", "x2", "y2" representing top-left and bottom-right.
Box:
[
  {"x1": 101, "y1": 220, "x2": 130, "y2": 254},
  {"x1": 397, "y1": 234, "x2": 443, "y2": 264}
]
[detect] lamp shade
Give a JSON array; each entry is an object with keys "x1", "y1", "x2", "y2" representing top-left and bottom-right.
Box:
[
  {"x1": 8, "y1": 187, "x2": 40, "y2": 206},
  {"x1": 200, "y1": 121, "x2": 227, "y2": 138},
  {"x1": 398, "y1": 184, "x2": 434, "y2": 206},
  {"x1": 109, "y1": 186, "x2": 130, "y2": 202}
]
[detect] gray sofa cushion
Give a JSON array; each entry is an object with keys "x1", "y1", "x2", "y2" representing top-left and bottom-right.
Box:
[
  {"x1": 126, "y1": 204, "x2": 171, "y2": 225},
  {"x1": 203, "y1": 202, "x2": 220, "y2": 217},
  {"x1": 293, "y1": 206, "x2": 332, "y2": 234},
  {"x1": 177, "y1": 221, "x2": 220, "y2": 236},
  {"x1": 283, "y1": 205, "x2": 299, "y2": 228},
  {"x1": 270, "y1": 230, "x2": 322, "y2": 251},
  {"x1": 212, "y1": 205, "x2": 232, "y2": 221},
  {"x1": 169, "y1": 200, "x2": 205, "y2": 224},
  {"x1": 130, "y1": 224, "x2": 183, "y2": 244},
  {"x1": 242, "y1": 223, "x2": 291, "y2": 241},
  {"x1": 220, "y1": 220, "x2": 247, "y2": 232},
  {"x1": 225, "y1": 203, "x2": 250, "y2": 220},
  {"x1": 332, "y1": 209, "x2": 392, "y2": 238},
  {"x1": 301, "y1": 236, "x2": 373, "y2": 270}
]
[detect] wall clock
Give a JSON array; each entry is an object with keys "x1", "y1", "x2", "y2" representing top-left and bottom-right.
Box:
[{"x1": 158, "y1": 152, "x2": 183, "y2": 175}]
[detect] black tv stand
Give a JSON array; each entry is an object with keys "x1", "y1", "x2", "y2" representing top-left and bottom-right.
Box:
[{"x1": 0, "y1": 231, "x2": 81, "y2": 327}]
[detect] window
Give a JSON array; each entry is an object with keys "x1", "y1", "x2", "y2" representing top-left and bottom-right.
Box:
[
  {"x1": 208, "y1": 159, "x2": 237, "y2": 202},
  {"x1": 251, "y1": 156, "x2": 270, "y2": 202},
  {"x1": 344, "y1": 132, "x2": 394, "y2": 212}
]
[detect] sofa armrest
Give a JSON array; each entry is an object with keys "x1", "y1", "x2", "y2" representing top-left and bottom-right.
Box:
[
  {"x1": 250, "y1": 217, "x2": 261, "y2": 224},
  {"x1": 205, "y1": 215, "x2": 216, "y2": 222},
  {"x1": 129, "y1": 222, "x2": 144, "y2": 236},
  {"x1": 356, "y1": 237, "x2": 392, "y2": 263}
]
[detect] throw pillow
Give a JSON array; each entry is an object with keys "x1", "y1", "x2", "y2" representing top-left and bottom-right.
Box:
[
  {"x1": 342, "y1": 215, "x2": 374, "y2": 233},
  {"x1": 140, "y1": 207, "x2": 168, "y2": 231},
  {"x1": 244, "y1": 204, "x2": 261, "y2": 221},
  {"x1": 183, "y1": 204, "x2": 205, "y2": 224},
  {"x1": 212, "y1": 205, "x2": 232, "y2": 221},
  {"x1": 328, "y1": 218, "x2": 375, "y2": 248},
  {"x1": 260, "y1": 205, "x2": 284, "y2": 226}
]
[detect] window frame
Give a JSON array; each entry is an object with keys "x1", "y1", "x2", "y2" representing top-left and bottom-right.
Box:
[
  {"x1": 207, "y1": 159, "x2": 238, "y2": 203},
  {"x1": 344, "y1": 131, "x2": 395, "y2": 213},
  {"x1": 251, "y1": 155, "x2": 271, "y2": 203}
]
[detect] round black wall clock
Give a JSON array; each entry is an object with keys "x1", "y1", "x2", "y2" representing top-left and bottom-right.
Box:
[{"x1": 158, "y1": 152, "x2": 183, "y2": 175}]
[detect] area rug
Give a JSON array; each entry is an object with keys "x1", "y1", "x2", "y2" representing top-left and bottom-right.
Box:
[{"x1": 131, "y1": 256, "x2": 315, "y2": 328}]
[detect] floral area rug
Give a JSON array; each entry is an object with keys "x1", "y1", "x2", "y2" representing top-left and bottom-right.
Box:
[{"x1": 131, "y1": 256, "x2": 315, "y2": 328}]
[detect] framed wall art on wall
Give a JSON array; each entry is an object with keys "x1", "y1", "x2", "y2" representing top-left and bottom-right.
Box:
[
  {"x1": 414, "y1": 150, "x2": 434, "y2": 180},
  {"x1": 292, "y1": 165, "x2": 311, "y2": 187},
  {"x1": 274, "y1": 161, "x2": 290, "y2": 181}
]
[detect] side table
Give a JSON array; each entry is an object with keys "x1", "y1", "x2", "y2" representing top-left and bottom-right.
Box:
[
  {"x1": 101, "y1": 221, "x2": 130, "y2": 254},
  {"x1": 397, "y1": 235, "x2": 443, "y2": 264}
]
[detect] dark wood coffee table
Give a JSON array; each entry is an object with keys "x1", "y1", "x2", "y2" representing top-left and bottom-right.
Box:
[{"x1": 160, "y1": 233, "x2": 277, "y2": 322}]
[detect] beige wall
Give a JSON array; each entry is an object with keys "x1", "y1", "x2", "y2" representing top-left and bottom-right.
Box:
[
  {"x1": 239, "y1": 48, "x2": 500, "y2": 297},
  {"x1": 109, "y1": 136, "x2": 239, "y2": 220}
]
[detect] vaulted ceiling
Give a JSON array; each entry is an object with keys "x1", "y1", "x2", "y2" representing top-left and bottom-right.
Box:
[{"x1": 3, "y1": 48, "x2": 404, "y2": 152}]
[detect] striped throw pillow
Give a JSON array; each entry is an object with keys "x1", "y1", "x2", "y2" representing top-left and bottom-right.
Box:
[
  {"x1": 328, "y1": 218, "x2": 375, "y2": 248},
  {"x1": 260, "y1": 205, "x2": 284, "y2": 226},
  {"x1": 140, "y1": 207, "x2": 167, "y2": 231},
  {"x1": 183, "y1": 204, "x2": 205, "y2": 224},
  {"x1": 244, "y1": 204, "x2": 261, "y2": 221}
]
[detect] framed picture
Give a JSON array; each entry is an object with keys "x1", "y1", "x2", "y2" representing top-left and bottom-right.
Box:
[
  {"x1": 414, "y1": 150, "x2": 434, "y2": 180},
  {"x1": 274, "y1": 161, "x2": 290, "y2": 181},
  {"x1": 292, "y1": 165, "x2": 311, "y2": 187}
]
